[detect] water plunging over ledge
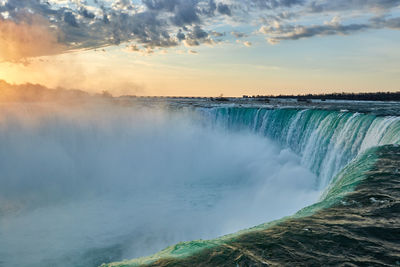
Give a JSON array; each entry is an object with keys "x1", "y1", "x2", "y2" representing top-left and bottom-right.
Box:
[{"x1": 1, "y1": 101, "x2": 400, "y2": 267}]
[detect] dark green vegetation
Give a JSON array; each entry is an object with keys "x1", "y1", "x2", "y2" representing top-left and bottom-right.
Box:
[
  {"x1": 245, "y1": 92, "x2": 400, "y2": 102},
  {"x1": 123, "y1": 145, "x2": 400, "y2": 267}
]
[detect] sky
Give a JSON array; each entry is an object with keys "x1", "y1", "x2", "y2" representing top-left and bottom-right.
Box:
[{"x1": 0, "y1": 0, "x2": 399, "y2": 96}]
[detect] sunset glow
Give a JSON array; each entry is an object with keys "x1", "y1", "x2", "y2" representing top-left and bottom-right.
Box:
[
  {"x1": 1, "y1": 2, "x2": 400, "y2": 267},
  {"x1": 0, "y1": 0, "x2": 399, "y2": 96}
]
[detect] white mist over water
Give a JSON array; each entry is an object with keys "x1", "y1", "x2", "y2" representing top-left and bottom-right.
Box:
[{"x1": 0, "y1": 102, "x2": 320, "y2": 267}]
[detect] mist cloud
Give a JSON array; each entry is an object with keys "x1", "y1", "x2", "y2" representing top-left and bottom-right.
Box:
[{"x1": 0, "y1": 100, "x2": 321, "y2": 267}]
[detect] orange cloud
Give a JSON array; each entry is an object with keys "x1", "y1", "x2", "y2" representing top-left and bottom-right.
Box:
[{"x1": 0, "y1": 16, "x2": 65, "y2": 63}]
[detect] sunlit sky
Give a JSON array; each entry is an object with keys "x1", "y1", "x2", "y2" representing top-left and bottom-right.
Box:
[{"x1": 1, "y1": 0, "x2": 400, "y2": 96}]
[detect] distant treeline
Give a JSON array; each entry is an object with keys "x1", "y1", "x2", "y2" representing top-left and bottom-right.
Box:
[
  {"x1": 244, "y1": 92, "x2": 400, "y2": 101},
  {"x1": 0, "y1": 80, "x2": 115, "y2": 103}
]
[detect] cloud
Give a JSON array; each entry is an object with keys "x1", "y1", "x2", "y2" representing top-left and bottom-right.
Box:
[
  {"x1": 243, "y1": 41, "x2": 252, "y2": 47},
  {"x1": 0, "y1": 15, "x2": 65, "y2": 62},
  {"x1": 236, "y1": 39, "x2": 253, "y2": 46},
  {"x1": 0, "y1": 0, "x2": 399, "y2": 60},
  {"x1": 217, "y1": 3, "x2": 232, "y2": 16},
  {"x1": 0, "y1": 0, "x2": 228, "y2": 60},
  {"x1": 264, "y1": 16, "x2": 400, "y2": 43},
  {"x1": 63, "y1": 11, "x2": 79, "y2": 28},
  {"x1": 210, "y1": 31, "x2": 225, "y2": 37},
  {"x1": 309, "y1": 0, "x2": 400, "y2": 13},
  {"x1": 231, "y1": 31, "x2": 248, "y2": 38},
  {"x1": 183, "y1": 25, "x2": 216, "y2": 46},
  {"x1": 248, "y1": 0, "x2": 305, "y2": 9},
  {"x1": 126, "y1": 44, "x2": 141, "y2": 52},
  {"x1": 373, "y1": 16, "x2": 400, "y2": 29},
  {"x1": 266, "y1": 23, "x2": 369, "y2": 43}
]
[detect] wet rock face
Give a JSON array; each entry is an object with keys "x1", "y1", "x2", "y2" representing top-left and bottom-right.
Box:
[{"x1": 138, "y1": 146, "x2": 400, "y2": 267}]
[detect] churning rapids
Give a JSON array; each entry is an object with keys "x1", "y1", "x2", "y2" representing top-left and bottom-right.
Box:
[{"x1": 0, "y1": 99, "x2": 399, "y2": 267}]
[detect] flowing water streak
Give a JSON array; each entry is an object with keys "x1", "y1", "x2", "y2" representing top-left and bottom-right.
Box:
[{"x1": 199, "y1": 107, "x2": 400, "y2": 188}]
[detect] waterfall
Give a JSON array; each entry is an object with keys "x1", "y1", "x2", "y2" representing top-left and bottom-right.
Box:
[
  {"x1": 2, "y1": 102, "x2": 400, "y2": 267},
  {"x1": 199, "y1": 107, "x2": 400, "y2": 188}
]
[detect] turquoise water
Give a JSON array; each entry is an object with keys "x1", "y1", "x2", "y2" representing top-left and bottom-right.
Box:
[
  {"x1": 2, "y1": 104, "x2": 400, "y2": 267},
  {"x1": 106, "y1": 107, "x2": 400, "y2": 267},
  {"x1": 200, "y1": 108, "x2": 400, "y2": 188},
  {"x1": 0, "y1": 104, "x2": 319, "y2": 267}
]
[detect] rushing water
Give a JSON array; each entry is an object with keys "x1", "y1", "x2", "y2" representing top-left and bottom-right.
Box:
[
  {"x1": 107, "y1": 105, "x2": 400, "y2": 267},
  {"x1": 201, "y1": 107, "x2": 400, "y2": 188},
  {"x1": 0, "y1": 103, "x2": 319, "y2": 267},
  {"x1": 1, "y1": 102, "x2": 400, "y2": 267}
]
